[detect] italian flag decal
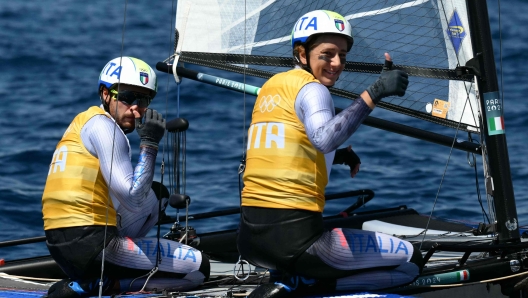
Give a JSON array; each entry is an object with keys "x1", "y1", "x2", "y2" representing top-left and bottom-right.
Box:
[
  {"x1": 488, "y1": 116, "x2": 505, "y2": 134},
  {"x1": 457, "y1": 270, "x2": 470, "y2": 281},
  {"x1": 484, "y1": 91, "x2": 505, "y2": 136},
  {"x1": 335, "y1": 19, "x2": 345, "y2": 31}
]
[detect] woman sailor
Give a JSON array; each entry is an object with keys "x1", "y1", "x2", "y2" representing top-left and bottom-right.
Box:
[{"x1": 237, "y1": 10, "x2": 423, "y2": 297}]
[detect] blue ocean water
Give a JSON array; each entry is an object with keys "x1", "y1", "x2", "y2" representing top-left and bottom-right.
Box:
[{"x1": 0, "y1": 1, "x2": 526, "y2": 262}]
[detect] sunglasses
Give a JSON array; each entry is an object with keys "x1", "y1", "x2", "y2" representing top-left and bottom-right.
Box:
[{"x1": 111, "y1": 89, "x2": 152, "y2": 108}]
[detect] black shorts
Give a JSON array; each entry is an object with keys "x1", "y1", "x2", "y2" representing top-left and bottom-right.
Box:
[
  {"x1": 45, "y1": 225, "x2": 118, "y2": 280},
  {"x1": 237, "y1": 207, "x2": 423, "y2": 281},
  {"x1": 237, "y1": 206, "x2": 324, "y2": 273}
]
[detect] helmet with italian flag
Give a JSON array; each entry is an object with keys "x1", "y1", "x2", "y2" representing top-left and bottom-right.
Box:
[
  {"x1": 98, "y1": 56, "x2": 158, "y2": 97},
  {"x1": 291, "y1": 10, "x2": 353, "y2": 52}
]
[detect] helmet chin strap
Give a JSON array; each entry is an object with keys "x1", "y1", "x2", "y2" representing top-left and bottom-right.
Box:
[{"x1": 101, "y1": 98, "x2": 111, "y2": 114}]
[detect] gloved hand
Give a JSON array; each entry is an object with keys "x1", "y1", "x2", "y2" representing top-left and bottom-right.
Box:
[
  {"x1": 333, "y1": 145, "x2": 361, "y2": 178},
  {"x1": 366, "y1": 55, "x2": 408, "y2": 104},
  {"x1": 136, "y1": 109, "x2": 166, "y2": 149}
]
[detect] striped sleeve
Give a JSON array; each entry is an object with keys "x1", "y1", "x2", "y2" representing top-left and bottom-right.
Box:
[
  {"x1": 81, "y1": 115, "x2": 158, "y2": 213},
  {"x1": 295, "y1": 83, "x2": 372, "y2": 153}
]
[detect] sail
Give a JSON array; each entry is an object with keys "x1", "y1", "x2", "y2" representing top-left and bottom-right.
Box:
[{"x1": 175, "y1": 0, "x2": 479, "y2": 131}]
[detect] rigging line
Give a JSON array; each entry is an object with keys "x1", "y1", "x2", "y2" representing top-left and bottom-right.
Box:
[
  {"x1": 183, "y1": 132, "x2": 188, "y2": 244},
  {"x1": 419, "y1": 95, "x2": 470, "y2": 251},
  {"x1": 162, "y1": 0, "x2": 176, "y2": 166},
  {"x1": 243, "y1": 0, "x2": 247, "y2": 158},
  {"x1": 419, "y1": 1, "x2": 486, "y2": 248},
  {"x1": 453, "y1": 50, "x2": 495, "y2": 224},
  {"x1": 238, "y1": 0, "x2": 248, "y2": 205},
  {"x1": 165, "y1": 1, "x2": 175, "y2": 215},
  {"x1": 457, "y1": 22, "x2": 497, "y2": 225},
  {"x1": 468, "y1": 133, "x2": 491, "y2": 224},
  {"x1": 98, "y1": 1, "x2": 129, "y2": 296},
  {"x1": 457, "y1": 80, "x2": 490, "y2": 224},
  {"x1": 141, "y1": 0, "x2": 178, "y2": 290},
  {"x1": 497, "y1": 0, "x2": 504, "y2": 109},
  {"x1": 400, "y1": 229, "x2": 474, "y2": 240}
]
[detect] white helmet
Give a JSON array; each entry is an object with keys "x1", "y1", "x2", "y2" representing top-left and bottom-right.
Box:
[
  {"x1": 98, "y1": 56, "x2": 158, "y2": 97},
  {"x1": 291, "y1": 10, "x2": 353, "y2": 51}
]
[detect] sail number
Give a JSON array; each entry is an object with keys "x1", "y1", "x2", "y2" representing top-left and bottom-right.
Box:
[{"x1": 486, "y1": 98, "x2": 501, "y2": 112}]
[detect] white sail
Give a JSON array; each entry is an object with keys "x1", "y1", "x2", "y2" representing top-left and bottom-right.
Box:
[
  {"x1": 175, "y1": 0, "x2": 481, "y2": 130},
  {"x1": 439, "y1": 0, "x2": 479, "y2": 129}
]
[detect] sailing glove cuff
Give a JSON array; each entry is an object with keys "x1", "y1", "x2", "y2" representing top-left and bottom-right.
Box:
[
  {"x1": 366, "y1": 60, "x2": 409, "y2": 104},
  {"x1": 136, "y1": 109, "x2": 166, "y2": 149}
]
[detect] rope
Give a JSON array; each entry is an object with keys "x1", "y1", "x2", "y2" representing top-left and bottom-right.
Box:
[
  {"x1": 419, "y1": 2, "x2": 491, "y2": 251},
  {"x1": 98, "y1": 0, "x2": 129, "y2": 296}
]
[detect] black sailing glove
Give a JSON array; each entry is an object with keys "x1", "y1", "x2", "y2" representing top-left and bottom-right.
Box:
[
  {"x1": 365, "y1": 59, "x2": 409, "y2": 105},
  {"x1": 333, "y1": 146, "x2": 361, "y2": 171},
  {"x1": 136, "y1": 109, "x2": 166, "y2": 149}
]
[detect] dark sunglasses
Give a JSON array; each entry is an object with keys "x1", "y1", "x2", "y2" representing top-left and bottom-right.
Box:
[{"x1": 111, "y1": 89, "x2": 152, "y2": 108}]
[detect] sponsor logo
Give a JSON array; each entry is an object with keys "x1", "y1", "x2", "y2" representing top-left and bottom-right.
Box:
[
  {"x1": 446, "y1": 10, "x2": 467, "y2": 54},
  {"x1": 258, "y1": 94, "x2": 281, "y2": 113},
  {"x1": 140, "y1": 72, "x2": 149, "y2": 85},
  {"x1": 506, "y1": 218, "x2": 518, "y2": 231},
  {"x1": 484, "y1": 92, "x2": 505, "y2": 136}
]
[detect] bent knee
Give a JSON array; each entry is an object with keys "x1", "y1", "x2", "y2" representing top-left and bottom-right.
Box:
[
  {"x1": 409, "y1": 246, "x2": 424, "y2": 273},
  {"x1": 199, "y1": 253, "x2": 210, "y2": 281}
]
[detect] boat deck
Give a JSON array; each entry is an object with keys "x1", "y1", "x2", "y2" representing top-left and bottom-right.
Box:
[{"x1": 0, "y1": 262, "x2": 507, "y2": 298}]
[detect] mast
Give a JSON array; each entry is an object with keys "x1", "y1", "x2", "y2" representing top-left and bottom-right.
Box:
[{"x1": 466, "y1": 0, "x2": 519, "y2": 243}]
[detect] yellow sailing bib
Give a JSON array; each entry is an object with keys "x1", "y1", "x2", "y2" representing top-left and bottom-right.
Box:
[
  {"x1": 242, "y1": 69, "x2": 328, "y2": 212},
  {"x1": 42, "y1": 106, "x2": 115, "y2": 230}
]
